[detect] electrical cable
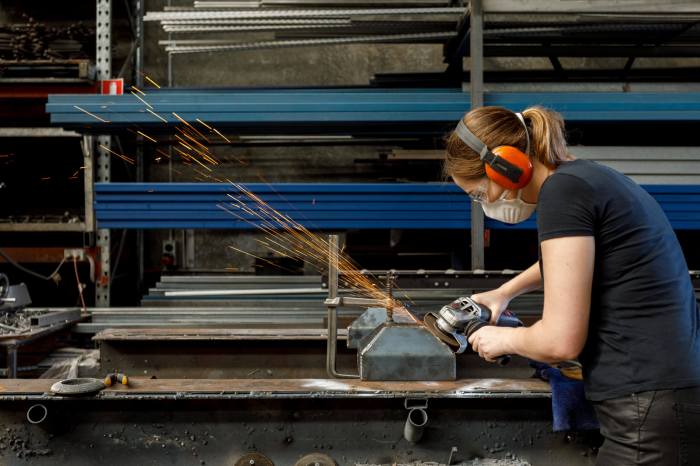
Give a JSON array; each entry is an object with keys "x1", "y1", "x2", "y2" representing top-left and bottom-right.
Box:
[
  {"x1": 109, "y1": 229, "x2": 127, "y2": 286},
  {"x1": 73, "y1": 256, "x2": 87, "y2": 311},
  {"x1": 0, "y1": 249, "x2": 66, "y2": 281}
]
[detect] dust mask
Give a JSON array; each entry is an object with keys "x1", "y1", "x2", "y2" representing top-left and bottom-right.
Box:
[{"x1": 481, "y1": 190, "x2": 536, "y2": 224}]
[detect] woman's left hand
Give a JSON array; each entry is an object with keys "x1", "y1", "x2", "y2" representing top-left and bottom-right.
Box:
[{"x1": 467, "y1": 326, "x2": 513, "y2": 363}]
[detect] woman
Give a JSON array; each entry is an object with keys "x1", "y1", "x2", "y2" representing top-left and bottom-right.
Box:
[{"x1": 444, "y1": 106, "x2": 700, "y2": 465}]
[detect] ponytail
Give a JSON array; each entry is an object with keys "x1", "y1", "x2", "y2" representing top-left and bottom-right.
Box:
[{"x1": 521, "y1": 106, "x2": 572, "y2": 168}]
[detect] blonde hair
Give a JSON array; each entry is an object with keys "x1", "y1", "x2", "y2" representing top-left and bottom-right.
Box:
[{"x1": 444, "y1": 106, "x2": 572, "y2": 180}]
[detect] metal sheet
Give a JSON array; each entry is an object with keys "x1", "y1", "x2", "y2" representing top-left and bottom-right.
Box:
[
  {"x1": 93, "y1": 327, "x2": 348, "y2": 341},
  {"x1": 347, "y1": 307, "x2": 387, "y2": 349},
  {"x1": 0, "y1": 377, "x2": 549, "y2": 398}
]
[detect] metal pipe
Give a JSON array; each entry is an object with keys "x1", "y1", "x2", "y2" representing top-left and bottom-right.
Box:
[
  {"x1": 164, "y1": 287, "x2": 326, "y2": 297},
  {"x1": 326, "y1": 235, "x2": 358, "y2": 379},
  {"x1": 26, "y1": 404, "x2": 48, "y2": 425},
  {"x1": 403, "y1": 408, "x2": 428, "y2": 443}
]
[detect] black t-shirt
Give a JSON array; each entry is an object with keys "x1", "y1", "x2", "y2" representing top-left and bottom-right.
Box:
[{"x1": 537, "y1": 159, "x2": 700, "y2": 401}]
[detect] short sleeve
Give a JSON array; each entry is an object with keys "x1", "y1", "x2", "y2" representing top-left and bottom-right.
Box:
[{"x1": 537, "y1": 173, "x2": 596, "y2": 242}]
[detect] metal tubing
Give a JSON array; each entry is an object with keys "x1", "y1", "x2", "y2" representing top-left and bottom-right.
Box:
[
  {"x1": 403, "y1": 408, "x2": 428, "y2": 443},
  {"x1": 26, "y1": 404, "x2": 48, "y2": 425},
  {"x1": 165, "y1": 287, "x2": 325, "y2": 297},
  {"x1": 326, "y1": 235, "x2": 357, "y2": 379}
]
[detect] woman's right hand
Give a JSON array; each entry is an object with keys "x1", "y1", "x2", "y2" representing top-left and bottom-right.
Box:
[{"x1": 470, "y1": 287, "x2": 512, "y2": 324}]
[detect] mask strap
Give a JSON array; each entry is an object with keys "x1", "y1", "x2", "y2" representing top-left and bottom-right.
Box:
[{"x1": 514, "y1": 112, "x2": 530, "y2": 155}]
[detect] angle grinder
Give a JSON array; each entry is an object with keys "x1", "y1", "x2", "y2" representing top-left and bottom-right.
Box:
[{"x1": 423, "y1": 296, "x2": 523, "y2": 365}]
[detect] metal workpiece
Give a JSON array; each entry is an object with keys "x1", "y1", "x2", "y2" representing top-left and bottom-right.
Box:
[
  {"x1": 358, "y1": 323, "x2": 456, "y2": 381},
  {"x1": 347, "y1": 307, "x2": 388, "y2": 349}
]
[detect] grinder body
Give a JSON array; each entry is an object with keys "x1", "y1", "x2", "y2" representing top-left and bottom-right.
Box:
[{"x1": 424, "y1": 297, "x2": 522, "y2": 365}]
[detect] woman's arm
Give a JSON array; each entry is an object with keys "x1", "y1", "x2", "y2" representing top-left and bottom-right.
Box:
[
  {"x1": 469, "y1": 236, "x2": 594, "y2": 363},
  {"x1": 470, "y1": 261, "x2": 542, "y2": 323},
  {"x1": 500, "y1": 261, "x2": 543, "y2": 298}
]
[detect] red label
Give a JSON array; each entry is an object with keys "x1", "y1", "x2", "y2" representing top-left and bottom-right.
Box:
[{"x1": 100, "y1": 78, "x2": 124, "y2": 95}]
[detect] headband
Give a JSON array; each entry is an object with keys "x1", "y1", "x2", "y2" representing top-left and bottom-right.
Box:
[{"x1": 454, "y1": 111, "x2": 530, "y2": 158}]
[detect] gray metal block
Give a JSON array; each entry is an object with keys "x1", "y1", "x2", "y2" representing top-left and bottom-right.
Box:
[
  {"x1": 358, "y1": 323, "x2": 455, "y2": 381},
  {"x1": 347, "y1": 307, "x2": 386, "y2": 349}
]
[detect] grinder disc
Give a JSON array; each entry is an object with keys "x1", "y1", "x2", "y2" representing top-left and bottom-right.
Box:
[{"x1": 423, "y1": 313, "x2": 461, "y2": 351}]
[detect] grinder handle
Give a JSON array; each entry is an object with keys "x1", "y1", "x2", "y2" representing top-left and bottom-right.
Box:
[
  {"x1": 495, "y1": 310, "x2": 523, "y2": 328},
  {"x1": 465, "y1": 320, "x2": 511, "y2": 366}
]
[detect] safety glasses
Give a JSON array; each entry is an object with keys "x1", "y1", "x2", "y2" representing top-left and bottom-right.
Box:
[{"x1": 467, "y1": 179, "x2": 489, "y2": 204}]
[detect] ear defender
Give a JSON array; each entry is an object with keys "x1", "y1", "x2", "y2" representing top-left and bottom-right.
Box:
[{"x1": 453, "y1": 112, "x2": 533, "y2": 190}]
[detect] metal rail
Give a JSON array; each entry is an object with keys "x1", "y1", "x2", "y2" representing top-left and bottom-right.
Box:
[
  {"x1": 163, "y1": 32, "x2": 456, "y2": 53},
  {"x1": 145, "y1": 7, "x2": 466, "y2": 21}
]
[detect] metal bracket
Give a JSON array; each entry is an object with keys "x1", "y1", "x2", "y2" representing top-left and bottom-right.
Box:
[
  {"x1": 325, "y1": 235, "x2": 358, "y2": 379},
  {"x1": 404, "y1": 398, "x2": 428, "y2": 411},
  {"x1": 447, "y1": 446, "x2": 458, "y2": 465}
]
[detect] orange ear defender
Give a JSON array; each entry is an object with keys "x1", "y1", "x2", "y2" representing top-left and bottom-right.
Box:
[{"x1": 453, "y1": 112, "x2": 533, "y2": 190}]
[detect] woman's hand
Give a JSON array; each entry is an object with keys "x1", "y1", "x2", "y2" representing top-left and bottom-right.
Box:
[
  {"x1": 470, "y1": 287, "x2": 511, "y2": 324},
  {"x1": 468, "y1": 326, "x2": 513, "y2": 363}
]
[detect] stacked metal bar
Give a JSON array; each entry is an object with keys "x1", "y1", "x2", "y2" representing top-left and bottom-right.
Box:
[
  {"x1": 46, "y1": 89, "x2": 700, "y2": 131},
  {"x1": 93, "y1": 182, "x2": 700, "y2": 230},
  {"x1": 144, "y1": 5, "x2": 463, "y2": 52}
]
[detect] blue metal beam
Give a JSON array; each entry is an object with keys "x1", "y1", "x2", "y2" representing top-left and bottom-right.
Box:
[
  {"x1": 47, "y1": 89, "x2": 700, "y2": 131},
  {"x1": 94, "y1": 182, "x2": 700, "y2": 230}
]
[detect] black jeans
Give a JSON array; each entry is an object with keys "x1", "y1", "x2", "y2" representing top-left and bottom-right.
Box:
[{"x1": 593, "y1": 386, "x2": 700, "y2": 465}]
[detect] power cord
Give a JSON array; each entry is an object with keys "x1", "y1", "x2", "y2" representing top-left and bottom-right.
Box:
[
  {"x1": 73, "y1": 256, "x2": 86, "y2": 311},
  {"x1": 0, "y1": 248, "x2": 66, "y2": 282}
]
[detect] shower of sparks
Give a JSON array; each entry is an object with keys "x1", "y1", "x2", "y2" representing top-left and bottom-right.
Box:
[
  {"x1": 81, "y1": 80, "x2": 413, "y2": 314},
  {"x1": 146, "y1": 108, "x2": 168, "y2": 123},
  {"x1": 227, "y1": 245, "x2": 299, "y2": 274},
  {"x1": 155, "y1": 149, "x2": 171, "y2": 159},
  {"x1": 99, "y1": 144, "x2": 135, "y2": 165},
  {"x1": 136, "y1": 130, "x2": 158, "y2": 143},
  {"x1": 73, "y1": 105, "x2": 110, "y2": 123},
  {"x1": 216, "y1": 181, "x2": 414, "y2": 312},
  {"x1": 143, "y1": 74, "x2": 161, "y2": 89},
  {"x1": 172, "y1": 112, "x2": 210, "y2": 143},
  {"x1": 174, "y1": 147, "x2": 212, "y2": 172},
  {"x1": 131, "y1": 91, "x2": 154, "y2": 109}
]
